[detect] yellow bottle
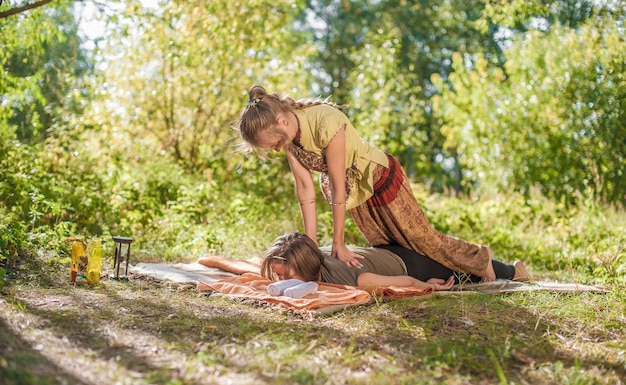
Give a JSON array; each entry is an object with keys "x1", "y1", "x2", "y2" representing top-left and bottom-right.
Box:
[
  {"x1": 86, "y1": 239, "x2": 103, "y2": 284},
  {"x1": 69, "y1": 239, "x2": 87, "y2": 283}
]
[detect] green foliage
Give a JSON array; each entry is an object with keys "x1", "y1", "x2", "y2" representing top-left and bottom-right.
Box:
[
  {"x1": 480, "y1": 0, "x2": 598, "y2": 30},
  {"x1": 433, "y1": 15, "x2": 626, "y2": 205},
  {"x1": 0, "y1": 213, "x2": 25, "y2": 260},
  {"x1": 306, "y1": 0, "x2": 622, "y2": 195},
  {"x1": 0, "y1": 0, "x2": 624, "y2": 282},
  {"x1": 0, "y1": 132, "x2": 111, "y2": 236},
  {"x1": 0, "y1": 210, "x2": 25, "y2": 291},
  {"x1": 420, "y1": 185, "x2": 626, "y2": 285},
  {"x1": 90, "y1": 0, "x2": 312, "y2": 174},
  {"x1": 304, "y1": 0, "x2": 506, "y2": 192},
  {"x1": 0, "y1": 2, "x2": 625, "y2": 383},
  {"x1": 0, "y1": 1, "x2": 90, "y2": 143}
]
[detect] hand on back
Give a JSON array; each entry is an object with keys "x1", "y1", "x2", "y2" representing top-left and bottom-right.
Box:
[{"x1": 332, "y1": 243, "x2": 365, "y2": 268}]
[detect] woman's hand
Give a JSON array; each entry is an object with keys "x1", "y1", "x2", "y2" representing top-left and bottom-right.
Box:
[
  {"x1": 427, "y1": 276, "x2": 455, "y2": 291},
  {"x1": 331, "y1": 243, "x2": 365, "y2": 268}
]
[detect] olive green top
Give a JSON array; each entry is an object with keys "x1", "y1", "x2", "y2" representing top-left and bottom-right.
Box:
[
  {"x1": 319, "y1": 246, "x2": 407, "y2": 286},
  {"x1": 294, "y1": 105, "x2": 389, "y2": 209}
]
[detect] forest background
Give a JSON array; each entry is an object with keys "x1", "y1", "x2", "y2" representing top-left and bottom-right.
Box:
[
  {"x1": 1, "y1": 0, "x2": 626, "y2": 384},
  {"x1": 1, "y1": 0, "x2": 624, "y2": 275}
]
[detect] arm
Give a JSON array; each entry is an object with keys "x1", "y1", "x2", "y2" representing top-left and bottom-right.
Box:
[
  {"x1": 325, "y1": 125, "x2": 364, "y2": 267},
  {"x1": 286, "y1": 150, "x2": 318, "y2": 244},
  {"x1": 357, "y1": 273, "x2": 455, "y2": 291}
]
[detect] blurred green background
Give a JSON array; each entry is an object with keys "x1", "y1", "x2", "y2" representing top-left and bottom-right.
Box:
[{"x1": 1, "y1": 0, "x2": 624, "y2": 285}]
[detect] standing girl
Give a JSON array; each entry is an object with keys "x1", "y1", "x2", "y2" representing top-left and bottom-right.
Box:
[{"x1": 235, "y1": 85, "x2": 496, "y2": 281}]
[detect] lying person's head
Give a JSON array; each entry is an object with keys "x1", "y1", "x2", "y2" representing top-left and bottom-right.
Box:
[{"x1": 260, "y1": 232, "x2": 325, "y2": 282}]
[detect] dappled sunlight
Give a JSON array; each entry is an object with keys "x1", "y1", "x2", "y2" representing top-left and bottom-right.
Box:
[
  {"x1": 1, "y1": 0, "x2": 624, "y2": 383},
  {"x1": 1, "y1": 269, "x2": 625, "y2": 384}
]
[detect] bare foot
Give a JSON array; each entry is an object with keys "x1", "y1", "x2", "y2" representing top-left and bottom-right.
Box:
[
  {"x1": 481, "y1": 247, "x2": 496, "y2": 282},
  {"x1": 513, "y1": 261, "x2": 532, "y2": 282}
]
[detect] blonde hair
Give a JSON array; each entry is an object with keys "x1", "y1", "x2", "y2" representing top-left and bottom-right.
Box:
[
  {"x1": 260, "y1": 232, "x2": 325, "y2": 282},
  {"x1": 234, "y1": 85, "x2": 347, "y2": 154}
]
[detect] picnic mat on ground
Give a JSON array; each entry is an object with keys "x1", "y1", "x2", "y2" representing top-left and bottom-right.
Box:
[
  {"x1": 129, "y1": 256, "x2": 606, "y2": 313},
  {"x1": 196, "y1": 273, "x2": 375, "y2": 312},
  {"x1": 130, "y1": 261, "x2": 239, "y2": 283},
  {"x1": 131, "y1": 256, "x2": 433, "y2": 313},
  {"x1": 441, "y1": 280, "x2": 607, "y2": 294}
]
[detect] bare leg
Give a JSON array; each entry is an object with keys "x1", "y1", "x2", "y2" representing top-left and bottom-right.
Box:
[{"x1": 513, "y1": 261, "x2": 532, "y2": 282}]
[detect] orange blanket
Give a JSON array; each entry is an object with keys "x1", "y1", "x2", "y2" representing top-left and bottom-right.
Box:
[
  {"x1": 197, "y1": 256, "x2": 433, "y2": 311},
  {"x1": 197, "y1": 255, "x2": 263, "y2": 275},
  {"x1": 197, "y1": 273, "x2": 373, "y2": 311}
]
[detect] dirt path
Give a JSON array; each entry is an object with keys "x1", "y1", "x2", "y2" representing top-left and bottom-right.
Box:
[{"x1": 1, "y1": 277, "x2": 271, "y2": 384}]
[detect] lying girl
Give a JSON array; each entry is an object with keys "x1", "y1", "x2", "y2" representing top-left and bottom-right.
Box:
[{"x1": 260, "y1": 232, "x2": 531, "y2": 292}]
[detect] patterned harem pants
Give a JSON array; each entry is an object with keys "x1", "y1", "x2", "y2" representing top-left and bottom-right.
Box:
[{"x1": 349, "y1": 154, "x2": 490, "y2": 277}]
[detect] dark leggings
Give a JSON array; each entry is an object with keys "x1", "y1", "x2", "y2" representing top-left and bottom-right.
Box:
[{"x1": 376, "y1": 244, "x2": 515, "y2": 284}]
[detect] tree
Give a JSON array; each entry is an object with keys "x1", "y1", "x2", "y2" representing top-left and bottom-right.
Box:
[
  {"x1": 433, "y1": 14, "x2": 626, "y2": 206},
  {"x1": 0, "y1": 0, "x2": 53, "y2": 19},
  {"x1": 88, "y1": 0, "x2": 312, "y2": 177},
  {"x1": 0, "y1": 0, "x2": 90, "y2": 143},
  {"x1": 1, "y1": 0, "x2": 105, "y2": 237},
  {"x1": 301, "y1": 0, "x2": 506, "y2": 193},
  {"x1": 302, "y1": 0, "x2": 617, "y2": 196},
  {"x1": 65, "y1": 0, "x2": 319, "y2": 243}
]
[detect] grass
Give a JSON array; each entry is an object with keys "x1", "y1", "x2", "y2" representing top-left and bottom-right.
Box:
[
  {"x1": 1, "y1": 190, "x2": 625, "y2": 384},
  {"x1": 0, "y1": 255, "x2": 625, "y2": 385}
]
